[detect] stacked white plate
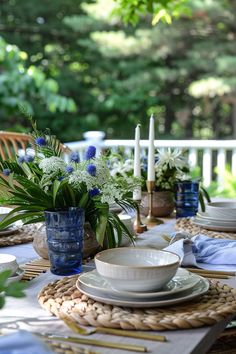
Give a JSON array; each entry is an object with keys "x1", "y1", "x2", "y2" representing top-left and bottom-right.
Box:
[
  {"x1": 76, "y1": 268, "x2": 209, "y2": 308},
  {"x1": 193, "y1": 201, "x2": 236, "y2": 231}
]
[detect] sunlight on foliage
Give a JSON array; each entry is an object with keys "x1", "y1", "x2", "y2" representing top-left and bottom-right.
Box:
[
  {"x1": 91, "y1": 30, "x2": 152, "y2": 57},
  {"x1": 189, "y1": 77, "x2": 231, "y2": 98}
]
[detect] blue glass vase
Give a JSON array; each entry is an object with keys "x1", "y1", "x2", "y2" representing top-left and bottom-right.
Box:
[
  {"x1": 174, "y1": 181, "x2": 199, "y2": 218},
  {"x1": 44, "y1": 207, "x2": 85, "y2": 275}
]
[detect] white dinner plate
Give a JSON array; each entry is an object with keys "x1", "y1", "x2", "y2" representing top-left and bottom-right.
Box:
[
  {"x1": 78, "y1": 268, "x2": 200, "y2": 300},
  {"x1": 193, "y1": 217, "x2": 236, "y2": 232},
  {"x1": 197, "y1": 212, "x2": 236, "y2": 225},
  {"x1": 77, "y1": 277, "x2": 209, "y2": 308}
]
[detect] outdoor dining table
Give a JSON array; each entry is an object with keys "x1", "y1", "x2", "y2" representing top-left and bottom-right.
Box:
[{"x1": 0, "y1": 217, "x2": 236, "y2": 354}]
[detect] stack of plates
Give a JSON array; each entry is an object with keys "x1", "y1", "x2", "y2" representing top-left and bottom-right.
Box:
[
  {"x1": 193, "y1": 201, "x2": 236, "y2": 231},
  {"x1": 76, "y1": 268, "x2": 209, "y2": 308}
]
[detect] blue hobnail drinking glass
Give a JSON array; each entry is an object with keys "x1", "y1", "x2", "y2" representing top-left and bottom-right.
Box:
[
  {"x1": 44, "y1": 207, "x2": 84, "y2": 275},
  {"x1": 174, "y1": 181, "x2": 199, "y2": 218}
]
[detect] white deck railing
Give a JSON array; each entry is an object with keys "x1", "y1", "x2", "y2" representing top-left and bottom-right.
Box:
[{"x1": 66, "y1": 133, "x2": 236, "y2": 187}]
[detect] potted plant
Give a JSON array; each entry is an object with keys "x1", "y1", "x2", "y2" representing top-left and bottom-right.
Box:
[{"x1": 0, "y1": 119, "x2": 139, "y2": 275}]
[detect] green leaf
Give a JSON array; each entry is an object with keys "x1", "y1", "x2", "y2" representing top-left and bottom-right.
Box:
[
  {"x1": 0, "y1": 269, "x2": 12, "y2": 288},
  {"x1": 96, "y1": 213, "x2": 108, "y2": 246},
  {"x1": 52, "y1": 180, "x2": 61, "y2": 207},
  {"x1": 5, "y1": 281, "x2": 26, "y2": 298},
  {"x1": 0, "y1": 296, "x2": 5, "y2": 309}
]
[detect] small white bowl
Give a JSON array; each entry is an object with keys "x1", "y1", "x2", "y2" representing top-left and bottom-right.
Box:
[
  {"x1": 0, "y1": 254, "x2": 19, "y2": 275},
  {"x1": 0, "y1": 207, "x2": 12, "y2": 223},
  {"x1": 117, "y1": 214, "x2": 135, "y2": 246},
  {"x1": 206, "y1": 202, "x2": 236, "y2": 220},
  {"x1": 95, "y1": 248, "x2": 180, "y2": 292}
]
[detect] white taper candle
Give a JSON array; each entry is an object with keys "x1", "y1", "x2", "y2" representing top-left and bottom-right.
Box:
[
  {"x1": 147, "y1": 114, "x2": 155, "y2": 181},
  {"x1": 133, "y1": 124, "x2": 142, "y2": 200}
]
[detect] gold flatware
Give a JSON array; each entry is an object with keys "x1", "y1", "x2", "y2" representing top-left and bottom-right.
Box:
[
  {"x1": 193, "y1": 273, "x2": 230, "y2": 279},
  {"x1": 47, "y1": 340, "x2": 99, "y2": 354},
  {"x1": 60, "y1": 313, "x2": 167, "y2": 342},
  {"x1": 38, "y1": 333, "x2": 147, "y2": 352},
  {"x1": 185, "y1": 268, "x2": 236, "y2": 276}
]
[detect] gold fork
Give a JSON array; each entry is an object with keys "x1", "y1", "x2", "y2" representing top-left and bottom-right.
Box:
[{"x1": 59, "y1": 312, "x2": 167, "y2": 342}]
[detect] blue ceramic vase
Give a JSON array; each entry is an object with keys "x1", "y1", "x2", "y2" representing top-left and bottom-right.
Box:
[{"x1": 44, "y1": 207, "x2": 85, "y2": 275}]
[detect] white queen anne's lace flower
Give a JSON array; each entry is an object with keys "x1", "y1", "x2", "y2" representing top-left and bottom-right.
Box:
[{"x1": 39, "y1": 157, "x2": 66, "y2": 174}]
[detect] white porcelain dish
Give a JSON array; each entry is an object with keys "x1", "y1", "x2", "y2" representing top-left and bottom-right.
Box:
[
  {"x1": 0, "y1": 254, "x2": 19, "y2": 274},
  {"x1": 77, "y1": 268, "x2": 201, "y2": 300},
  {"x1": 77, "y1": 276, "x2": 209, "y2": 308},
  {"x1": 197, "y1": 212, "x2": 236, "y2": 225},
  {"x1": 6, "y1": 267, "x2": 25, "y2": 284},
  {"x1": 0, "y1": 207, "x2": 12, "y2": 223},
  {"x1": 206, "y1": 202, "x2": 236, "y2": 219},
  {"x1": 116, "y1": 214, "x2": 136, "y2": 246},
  {"x1": 193, "y1": 217, "x2": 236, "y2": 232},
  {"x1": 94, "y1": 247, "x2": 180, "y2": 292}
]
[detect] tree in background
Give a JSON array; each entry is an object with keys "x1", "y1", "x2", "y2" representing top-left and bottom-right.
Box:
[
  {"x1": 0, "y1": 36, "x2": 76, "y2": 132},
  {"x1": 0, "y1": 0, "x2": 235, "y2": 141}
]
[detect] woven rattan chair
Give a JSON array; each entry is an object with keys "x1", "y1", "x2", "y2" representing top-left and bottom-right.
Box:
[
  {"x1": 0, "y1": 131, "x2": 32, "y2": 160},
  {"x1": 0, "y1": 131, "x2": 70, "y2": 160}
]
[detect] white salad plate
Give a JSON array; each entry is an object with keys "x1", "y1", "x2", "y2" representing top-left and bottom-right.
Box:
[
  {"x1": 197, "y1": 212, "x2": 236, "y2": 225},
  {"x1": 77, "y1": 276, "x2": 209, "y2": 308},
  {"x1": 193, "y1": 217, "x2": 236, "y2": 232},
  {"x1": 77, "y1": 268, "x2": 200, "y2": 300}
]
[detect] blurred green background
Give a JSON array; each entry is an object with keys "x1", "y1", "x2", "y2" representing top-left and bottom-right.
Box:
[{"x1": 0, "y1": 0, "x2": 235, "y2": 143}]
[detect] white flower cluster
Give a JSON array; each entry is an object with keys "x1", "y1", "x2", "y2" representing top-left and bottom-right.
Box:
[
  {"x1": 155, "y1": 148, "x2": 188, "y2": 171},
  {"x1": 39, "y1": 157, "x2": 66, "y2": 175},
  {"x1": 110, "y1": 158, "x2": 133, "y2": 177},
  {"x1": 154, "y1": 148, "x2": 190, "y2": 191},
  {"x1": 68, "y1": 158, "x2": 110, "y2": 191}
]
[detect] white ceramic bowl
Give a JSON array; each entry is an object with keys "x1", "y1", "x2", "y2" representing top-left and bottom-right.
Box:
[
  {"x1": 0, "y1": 254, "x2": 18, "y2": 275},
  {"x1": 206, "y1": 202, "x2": 236, "y2": 220},
  {"x1": 0, "y1": 207, "x2": 12, "y2": 223},
  {"x1": 94, "y1": 248, "x2": 180, "y2": 292},
  {"x1": 116, "y1": 214, "x2": 135, "y2": 246}
]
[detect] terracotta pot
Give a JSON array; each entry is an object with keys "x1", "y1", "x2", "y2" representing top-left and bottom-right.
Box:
[
  {"x1": 33, "y1": 222, "x2": 100, "y2": 260},
  {"x1": 141, "y1": 191, "x2": 174, "y2": 217}
]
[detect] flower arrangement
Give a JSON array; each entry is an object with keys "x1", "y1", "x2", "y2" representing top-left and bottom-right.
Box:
[
  {"x1": 0, "y1": 120, "x2": 139, "y2": 247},
  {"x1": 109, "y1": 148, "x2": 190, "y2": 192}
]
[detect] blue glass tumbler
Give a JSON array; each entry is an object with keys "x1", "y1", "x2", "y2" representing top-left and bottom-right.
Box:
[
  {"x1": 44, "y1": 207, "x2": 84, "y2": 275},
  {"x1": 174, "y1": 181, "x2": 199, "y2": 218}
]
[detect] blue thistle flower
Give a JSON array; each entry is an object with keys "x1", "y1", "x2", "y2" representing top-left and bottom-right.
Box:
[
  {"x1": 70, "y1": 152, "x2": 80, "y2": 163},
  {"x1": 57, "y1": 176, "x2": 64, "y2": 181},
  {"x1": 18, "y1": 156, "x2": 25, "y2": 164},
  {"x1": 25, "y1": 154, "x2": 35, "y2": 163},
  {"x1": 87, "y1": 164, "x2": 96, "y2": 176},
  {"x1": 89, "y1": 188, "x2": 100, "y2": 197},
  {"x1": 85, "y1": 146, "x2": 96, "y2": 160},
  {"x1": 35, "y1": 137, "x2": 47, "y2": 146},
  {"x1": 65, "y1": 165, "x2": 74, "y2": 174},
  {"x1": 2, "y1": 168, "x2": 11, "y2": 176}
]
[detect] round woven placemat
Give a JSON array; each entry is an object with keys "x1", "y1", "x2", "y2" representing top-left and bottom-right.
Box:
[
  {"x1": 0, "y1": 224, "x2": 39, "y2": 247},
  {"x1": 175, "y1": 217, "x2": 236, "y2": 240},
  {"x1": 38, "y1": 275, "x2": 236, "y2": 331}
]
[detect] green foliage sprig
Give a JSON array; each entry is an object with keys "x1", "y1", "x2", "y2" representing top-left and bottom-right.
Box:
[{"x1": 0, "y1": 270, "x2": 26, "y2": 309}]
